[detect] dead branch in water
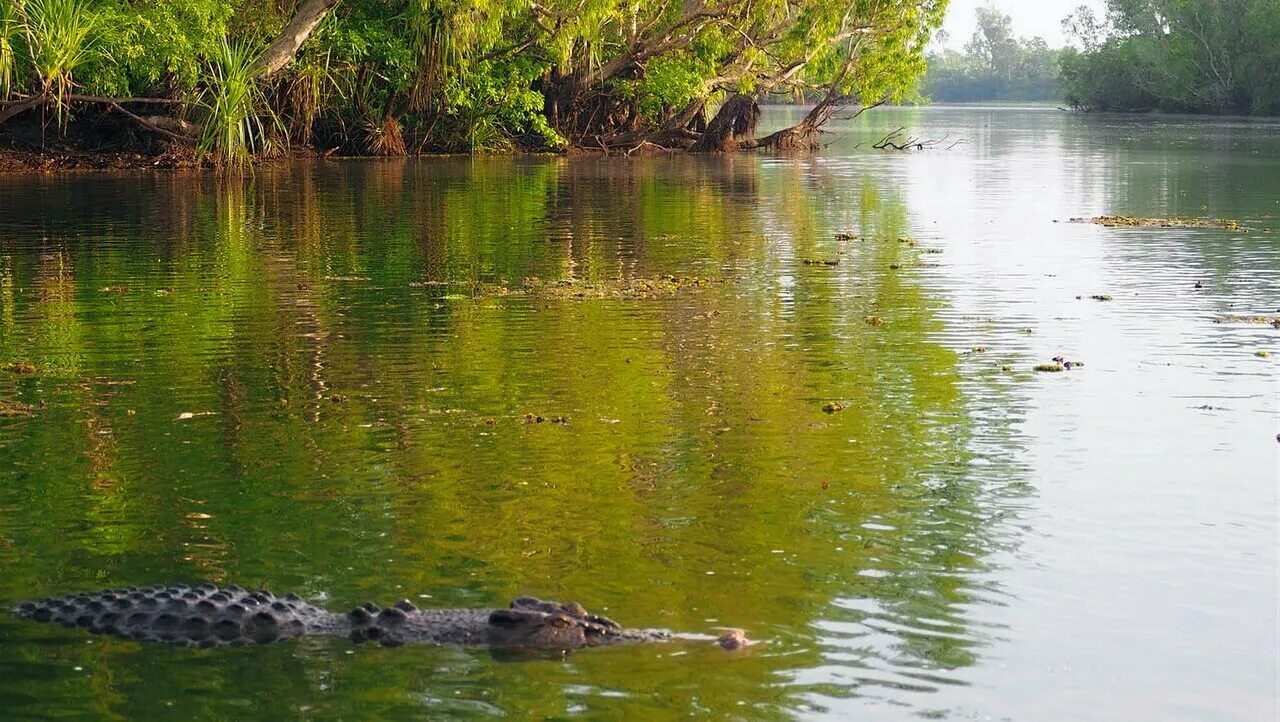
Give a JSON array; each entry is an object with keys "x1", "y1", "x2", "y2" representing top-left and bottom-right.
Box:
[{"x1": 872, "y1": 127, "x2": 966, "y2": 151}]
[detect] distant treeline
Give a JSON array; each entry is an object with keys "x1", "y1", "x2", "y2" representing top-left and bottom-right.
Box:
[
  {"x1": 1059, "y1": 0, "x2": 1279, "y2": 115},
  {"x1": 921, "y1": 1, "x2": 1280, "y2": 115},
  {"x1": 920, "y1": 6, "x2": 1061, "y2": 103}
]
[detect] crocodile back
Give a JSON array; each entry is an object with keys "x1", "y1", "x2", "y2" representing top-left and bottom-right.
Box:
[{"x1": 13, "y1": 584, "x2": 341, "y2": 647}]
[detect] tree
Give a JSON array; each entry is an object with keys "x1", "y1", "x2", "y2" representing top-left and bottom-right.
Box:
[
  {"x1": 965, "y1": 4, "x2": 1017, "y2": 80},
  {"x1": 920, "y1": 5, "x2": 1061, "y2": 102},
  {"x1": 1060, "y1": 0, "x2": 1280, "y2": 115},
  {"x1": 253, "y1": 0, "x2": 341, "y2": 79},
  {"x1": 529, "y1": 0, "x2": 947, "y2": 151}
]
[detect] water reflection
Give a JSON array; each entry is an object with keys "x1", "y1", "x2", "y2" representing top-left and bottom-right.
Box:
[{"x1": 0, "y1": 151, "x2": 1031, "y2": 719}]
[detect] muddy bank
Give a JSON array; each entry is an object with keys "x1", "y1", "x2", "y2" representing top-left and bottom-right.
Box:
[
  {"x1": 0, "y1": 145, "x2": 354, "y2": 173},
  {"x1": 0, "y1": 147, "x2": 203, "y2": 173}
]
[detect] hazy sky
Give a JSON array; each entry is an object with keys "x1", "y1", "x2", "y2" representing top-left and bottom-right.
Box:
[{"x1": 940, "y1": 0, "x2": 1108, "y2": 49}]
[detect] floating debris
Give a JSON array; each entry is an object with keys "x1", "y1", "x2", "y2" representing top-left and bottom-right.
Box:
[
  {"x1": 834, "y1": 232, "x2": 861, "y2": 241},
  {"x1": 715, "y1": 628, "x2": 752, "y2": 650},
  {"x1": 5, "y1": 362, "x2": 35, "y2": 375},
  {"x1": 1215, "y1": 315, "x2": 1280, "y2": 327},
  {"x1": 174, "y1": 411, "x2": 218, "y2": 421},
  {"x1": 1036, "y1": 356, "x2": 1086, "y2": 372},
  {"x1": 522, "y1": 413, "x2": 545, "y2": 424},
  {"x1": 1051, "y1": 355, "x2": 1085, "y2": 369},
  {"x1": 865, "y1": 316, "x2": 885, "y2": 327},
  {"x1": 520, "y1": 275, "x2": 721, "y2": 300},
  {"x1": 1257, "y1": 350, "x2": 1272, "y2": 358},
  {"x1": 801, "y1": 259, "x2": 840, "y2": 266},
  {"x1": 971, "y1": 346, "x2": 988, "y2": 353},
  {"x1": 1070, "y1": 215, "x2": 1245, "y2": 231},
  {"x1": 322, "y1": 275, "x2": 371, "y2": 282},
  {"x1": 0, "y1": 399, "x2": 38, "y2": 418},
  {"x1": 821, "y1": 402, "x2": 847, "y2": 414},
  {"x1": 1077, "y1": 294, "x2": 1113, "y2": 302},
  {"x1": 99, "y1": 286, "x2": 130, "y2": 293}
]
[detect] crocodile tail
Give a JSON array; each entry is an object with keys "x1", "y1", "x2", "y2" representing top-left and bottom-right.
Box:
[{"x1": 13, "y1": 584, "x2": 318, "y2": 647}]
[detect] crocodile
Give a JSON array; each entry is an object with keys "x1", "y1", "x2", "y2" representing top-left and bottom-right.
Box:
[{"x1": 13, "y1": 584, "x2": 750, "y2": 651}]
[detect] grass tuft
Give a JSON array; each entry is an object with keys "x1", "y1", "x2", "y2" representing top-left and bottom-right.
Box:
[
  {"x1": 18, "y1": 0, "x2": 101, "y2": 126},
  {"x1": 197, "y1": 39, "x2": 280, "y2": 168},
  {"x1": 364, "y1": 114, "x2": 406, "y2": 156}
]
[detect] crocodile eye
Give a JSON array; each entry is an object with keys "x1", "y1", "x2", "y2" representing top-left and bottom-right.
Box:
[{"x1": 550, "y1": 617, "x2": 570, "y2": 628}]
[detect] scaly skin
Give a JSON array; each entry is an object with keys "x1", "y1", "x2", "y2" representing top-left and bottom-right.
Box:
[{"x1": 12, "y1": 584, "x2": 676, "y2": 649}]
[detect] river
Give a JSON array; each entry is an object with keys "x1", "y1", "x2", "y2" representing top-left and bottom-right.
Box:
[{"x1": 0, "y1": 106, "x2": 1276, "y2": 721}]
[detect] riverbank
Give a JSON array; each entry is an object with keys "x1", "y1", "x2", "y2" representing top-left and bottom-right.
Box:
[
  {"x1": 0, "y1": 143, "x2": 365, "y2": 173},
  {"x1": 0, "y1": 138, "x2": 727, "y2": 173},
  {"x1": 0, "y1": 147, "x2": 201, "y2": 172}
]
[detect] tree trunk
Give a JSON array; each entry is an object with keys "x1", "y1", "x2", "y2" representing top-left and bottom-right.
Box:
[
  {"x1": 690, "y1": 94, "x2": 759, "y2": 152},
  {"x1": 747, "y1": 93, "x2": 864, "y2": 152},
  {"x1": 253, "y1": 0, "x2": 342, "y2": 79}
]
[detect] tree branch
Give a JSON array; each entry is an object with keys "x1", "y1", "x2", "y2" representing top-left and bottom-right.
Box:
[
  {"x1": 252, "y1": 0, "x2": 341, "y2": 79},
  {"x1": 105, "y1": 103, "x2": 194, "y2": 141},
  {"x1": 0, "y1": 94, "x2": 45, "y2": 124}
]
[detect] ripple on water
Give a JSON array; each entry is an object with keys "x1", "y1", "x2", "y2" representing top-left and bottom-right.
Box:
[{"x1": 0, "y1": 108, "x2": 1277, "y2": 721}]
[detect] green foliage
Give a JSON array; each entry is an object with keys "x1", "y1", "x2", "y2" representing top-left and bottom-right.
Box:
[
  {"x1": 444, "y1": 55, "x2": 562, "y2": 151},
  {"x1": 632, "y1": 55, "x2": 710, "y2": 120},
  {"x1": 921, "y1": 7, "x2": 1061, "y2": 103},
  {"x1": 0, "y1": 0, "x2": 951, "y2": 154},
  {"x1": 91, "y1": 2, "x2": 232, "y2": 97},
  {"x1": 197, "y1": 39, "x2": 277, "y2": 167},
  {"x1": 1060, "y1": 0, "x2": 1280, "y2": 115},
  {"x1": 16, "y1": 0, "x2": 100, "y2": 125},
  {"x1": 1058, "y1": 42, "x2": 1156, "y2": 111}
]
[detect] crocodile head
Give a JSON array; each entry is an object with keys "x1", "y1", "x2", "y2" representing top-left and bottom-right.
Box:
[{"x1": 486, "y1": 597, "x2": 635, "y2": 648}]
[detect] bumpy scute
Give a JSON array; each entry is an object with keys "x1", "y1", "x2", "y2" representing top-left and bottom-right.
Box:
[{"x1": 13, "y1": 585, "x2": 327, "y2": 647}]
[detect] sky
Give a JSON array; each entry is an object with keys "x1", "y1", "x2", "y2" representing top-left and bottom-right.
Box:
[{"x1": 939, "y1": 0, "x2": 1108, "y2": 49}]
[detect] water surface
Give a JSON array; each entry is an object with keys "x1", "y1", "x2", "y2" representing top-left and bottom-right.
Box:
[{"x1": 0, "y1": 106, "x2": 1276, "y2": 721}]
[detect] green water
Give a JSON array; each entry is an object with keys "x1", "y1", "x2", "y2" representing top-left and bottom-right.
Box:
[{"x1": 0, "y1": 107, "x2": 1276, "y2": 721}]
